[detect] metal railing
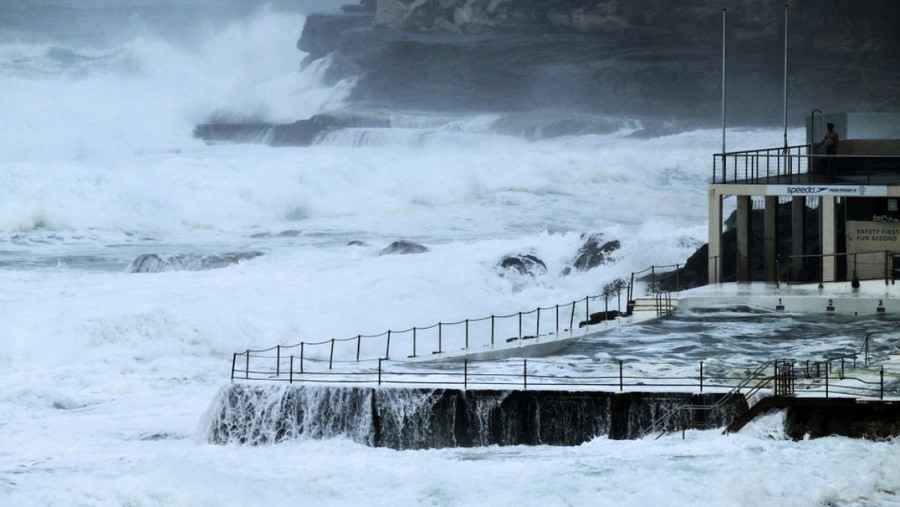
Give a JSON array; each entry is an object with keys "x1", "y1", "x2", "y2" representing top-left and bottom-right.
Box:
[
  {"x1": 233, "y1": 356, "x2": 747, "y2": 390},
  {"x1": 713, "y1": 144, "x2": 810, "y2": 184},
  {"x1": 712, "y1": 144, "x2": 900, "y2": 185},
  {"x1": 232, "y1": 287, "x2": 637, "y2": 369},
  {"x1": 655, "y1": 291, "x2": 674, "y2": 318},
  {"x1": 642, "y1": 331, "x2": 893, "y2": 438},
  {"x1": 233, "y1": 332, "x2": 891, "y2": 395},
  {"x1": 230, "y1": 351, "x2": 892, "y2": 401},
  {"x1": 777, "y1": 250, "x2": 898, "y2": 286},
  {"x1": 627, "y1": 264, "x2": 682, "y2": 303},
  {"x1": 229, "y1": 262, "x2": 693, "y2": 371}
]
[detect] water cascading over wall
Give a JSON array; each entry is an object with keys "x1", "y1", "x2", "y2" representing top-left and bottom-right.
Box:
[{"x1": 205, "y1": 385, "x2": 748, "y2": 448}]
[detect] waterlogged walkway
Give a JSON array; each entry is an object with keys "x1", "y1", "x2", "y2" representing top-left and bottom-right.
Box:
[{"x1": 234, "y1": 308, "x2": 900, "y2": 398}]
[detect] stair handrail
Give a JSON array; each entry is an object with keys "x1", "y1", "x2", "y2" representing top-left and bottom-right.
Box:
[{"x1": 648, "y1": 360, "x2": 774, "y2": 439}]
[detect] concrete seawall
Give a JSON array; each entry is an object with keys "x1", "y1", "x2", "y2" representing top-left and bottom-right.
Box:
[
  {"x1": 784, "y1": 398, "x2": 900, "y2": 440},
  {"x1": 206, "y1": 385, "x2": 748, "y2": 449}
]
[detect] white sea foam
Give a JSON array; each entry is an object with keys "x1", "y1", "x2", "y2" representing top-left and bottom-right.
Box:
[{"x1": 0, "y1": 6, "x2": 891, "y2": 507}]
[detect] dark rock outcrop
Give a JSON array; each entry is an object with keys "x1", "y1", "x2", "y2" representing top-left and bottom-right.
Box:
[
  {"x1": 379, "y1": 240, "x2": 429, "y2": 255},
  {"x1": 573, "y1": 235, "x2": 620, "y2": 272},
  {"x1": 128, "y1": 252, "x2": 262, "y2": 273},
  {"x1": 299, "y1": 0, "x2": 900, "y2": 123},
  {"x1": 298, "y1": 12, "x2": 374, "y2": 58},
  {"x1": 499, "y1": 254, "x2": 547, "y2": 277},
  {"x1": 249, "y1": 230, "x2": 302, "y2": 239},
  {"x1": 489, "y1": 112, "x2": 627, "y2": 140},
  {"x1": 194, "y1": 113, "x2": 390, "y2": 146},
  {"x1": 206, "y1": 384, "x2": 749, "y2": 448}
]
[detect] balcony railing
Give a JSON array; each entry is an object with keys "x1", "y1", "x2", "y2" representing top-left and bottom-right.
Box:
[
  {"x1": 713, "y1": 144, "x2": 811, "y2": 184},
  {"x1": 712, "y1": 144, "x2": 900, "y2": 185}
]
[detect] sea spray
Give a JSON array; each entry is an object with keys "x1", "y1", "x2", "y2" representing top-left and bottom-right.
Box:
[{"x1": 207, "y1": 384, "x2": 747, "y2": 448}]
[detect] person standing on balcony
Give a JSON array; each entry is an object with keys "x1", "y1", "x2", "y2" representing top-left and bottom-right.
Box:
[
  {"x1": 818, "y1": 123, "x2": 840, "y2": 178},
  {"x1": 822, "y1": 123, "x2": 840, "y2": 155}
]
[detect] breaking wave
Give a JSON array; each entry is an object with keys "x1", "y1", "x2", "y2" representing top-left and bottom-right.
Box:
[{"x1": 0, "y1": 8, "x2": 349, "y2": 164}]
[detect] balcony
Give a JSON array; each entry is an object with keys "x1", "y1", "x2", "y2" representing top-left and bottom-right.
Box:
[{"x1": 712, "y1": 140, "x2": 900, "y2": 186}]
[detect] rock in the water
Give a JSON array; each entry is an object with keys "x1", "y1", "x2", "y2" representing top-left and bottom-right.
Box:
[
  {"x1": 250, "y1": 230, "x2": 302, "y2": 239},
  {"x1": 128, "y1": 252, "x2": 263, "y2": 273},
  {"x1": 194, "y1": 113, "x2": 390, "y2": 147},
  {"x1": 379, "y1": 240, "x2": 428, "y2": 255},
  {"x1": 573, "y1": 235, "x2": 620, "y2": 272},
  {"x1": 499, "y1": 254, "x2": 547, "y2": 277},
  {"x1": 347, "y1": 240, "x2": 368, "y2": 246},
  {"x1": 128, "y1": 254, "x2": 167, "y2": 273},
  {"x1": 490, "y1": 112, "x2": 626, "y2": 140}
]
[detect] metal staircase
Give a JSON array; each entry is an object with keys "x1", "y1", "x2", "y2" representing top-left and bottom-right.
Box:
[{"x1": 645, "y1": 360, "x2": 778, "y2": 439}]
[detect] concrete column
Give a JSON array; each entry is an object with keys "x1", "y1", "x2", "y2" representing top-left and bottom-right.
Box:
[
  {"x1": 708, "y1": 189, "x2": 722, "y2": 284},
  {"x1": 764, "y1": 196, "x2": 779, "y2": 282},
  {"x1": 791, "y1": 196, "x2": 806, "y2": 278},
  {"x1": 822, "y1": 196, "x2": 837, "y2": 283},
  {"x1": 736, "y1": 195, "x2": 752, "y2": 282}
]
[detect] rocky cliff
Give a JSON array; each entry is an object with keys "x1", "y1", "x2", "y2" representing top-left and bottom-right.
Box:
[{"x1": 300, "y1": 0, "x2": 900, "y2": 124}]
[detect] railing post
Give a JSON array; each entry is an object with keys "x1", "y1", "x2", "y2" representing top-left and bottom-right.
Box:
[
  {"x1": 378, "y1": 358, "x2": 382, "y2": 386},
  {"x1": 675, "y1": 264, "x2": 680, "y2": 292},
  {"x1": 651, "y1": 265, "x2": 656, "y2": 293},
  {"x1": 465, "y1": 319, "x2": 469, "y2": 349},
  {"x1": 604, "y1": 295, "x2": 609, "y2": 322},
  {"x1": 585, "y1": 296, "x2": 589, "y2": 323},
  {"x1": 231, "y1": 353, "x2": 237, "y2": 382},
  {"x1": 535, "y1": 308, "x2": 540, "y2": 337},
  {"x1": 289, "y1": 355, "x2": 294, "y2": 384},
  {"x1": 464, "y1": 359, "x2": 468, "y2": 391},
  {"x1": 840, "y1": 357, "x2": 844, "y2": 380},
  {"x1": 329, "y1": 339, "x2": 335, "y2": 370},
  {"x1": 619, "y1": 360, "x2": 623, "y2": 392},
  {"x1": 523, "y1": 358, "x2": 528, "y2": 390},
  {"x1": 825, "y1": 362, "x2": 829, "y2": 398},
  {"x1": 569, "y1": 301, "x2": 576, "y2": 331},
  {"x1": 865, "y1": 334, "x2": 870, "y2": 367},
  {"x1": 356, "y1": 335, "x2": 361, "y2": 362},
  {"x1": 438, "y1": 323, "x2": 443, "y2": 353},
  {"x1": 555, "y1": 305, "x2": 559, "y2": 335},
  {"x1": 700, "y1": 361, "x2": 704, "y2": 393},
  {"x1": 385, "y1": 330, "x2": 391, "y2": 360},
  {"x1": 245, "y1": 349, "x2": 250, "y2": 380},
  {"x1": 881, "y1": 366, "x2": 885, "y2": 400},
  {"x1": 518, "y1": 312, "x2": 522, "y2": 339},
  {"x1": 300, "y1": 342, "x2": 305, "y2": 374},
  {"x1": 412, "y1": 327, "x2": 417, "y2": 358},
  {"x1": 490, "y1": 316, "x2": 495, "y2": 346},
  {"x1": 886, "y1": 251, "x2": 890, "y2": 285},
  {"x1": 276, "y1": 345, "x2": 281, "y2": 377}
]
